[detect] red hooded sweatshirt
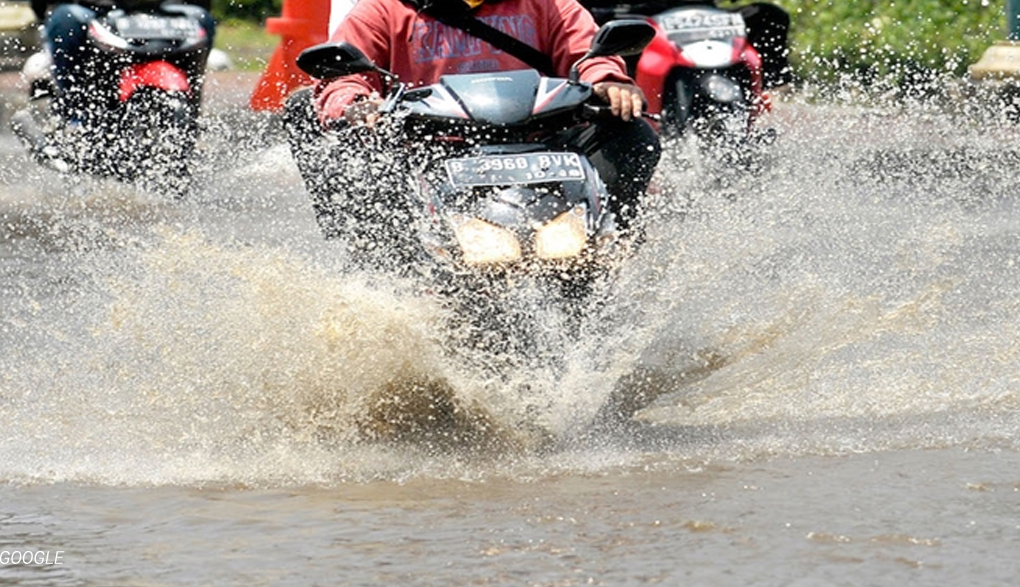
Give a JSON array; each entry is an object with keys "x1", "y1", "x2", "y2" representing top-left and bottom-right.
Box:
[{"x1": 314, "y1": 0, "x2": 635, "y2": 125}]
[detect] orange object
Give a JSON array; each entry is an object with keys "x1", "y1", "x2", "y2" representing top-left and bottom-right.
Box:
[{"x1": 249, "y1": 0, "x2": 330, "y2": 111}]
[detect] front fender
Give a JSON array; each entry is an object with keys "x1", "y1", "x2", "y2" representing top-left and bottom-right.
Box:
[{"x1": 118, "y1": 61, "x2": 190, "y2": 102}]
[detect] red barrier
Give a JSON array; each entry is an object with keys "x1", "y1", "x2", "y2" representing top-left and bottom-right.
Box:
[{"x1": 249, "y1": 0, "x2": 330, "y2": 111}]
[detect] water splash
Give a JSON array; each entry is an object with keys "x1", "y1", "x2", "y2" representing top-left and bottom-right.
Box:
[{"x1": 5, "y1": 89, "x2": 1020, "y2": 485}]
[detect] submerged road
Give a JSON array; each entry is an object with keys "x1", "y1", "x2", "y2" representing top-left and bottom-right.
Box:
[{"x1": 2, "y1": 71, "x2": 1020, "y2": 585}]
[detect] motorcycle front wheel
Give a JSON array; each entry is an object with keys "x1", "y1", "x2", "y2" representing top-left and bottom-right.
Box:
[
  {"x1": 667, "y1": 77, "x2": 751, "y2": 149},
  {"x1": 118, "y1": 87, "x2": 200, "y2": 198}
]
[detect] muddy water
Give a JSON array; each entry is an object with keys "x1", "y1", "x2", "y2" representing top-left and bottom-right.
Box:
[{"x1": 2, "y1": 90, "x2": 1020, "y2": 585}]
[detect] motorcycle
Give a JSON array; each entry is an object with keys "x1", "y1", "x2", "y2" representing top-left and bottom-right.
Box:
[
  {"x1": 590, "y1": 2, "x2": 773, "y2": 147},
  {"x1": 10, "y1": 1, "x2": 213, "y2": 197},
  {"x1": 289, "y1": 19, "x2": 657, "y2": 330}
]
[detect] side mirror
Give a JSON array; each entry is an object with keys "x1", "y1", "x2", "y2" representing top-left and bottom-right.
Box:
[
  {"x1": 588, "y1": 19, "x2": 656, "y2": 59},
  {"x1": 296, "y1": 42, "x2": 379, "y2": 79},
  {"x1": 569, "y1": 19, "x2": 656, "y2": 83}
]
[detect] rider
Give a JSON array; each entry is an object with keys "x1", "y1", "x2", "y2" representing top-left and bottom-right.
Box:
[
  {"x1": 285, "y1": 0, "x2": 662, "y2": 251},
  {"x1": 30, "y1": 0, "x2": 216, "y2": 120}
]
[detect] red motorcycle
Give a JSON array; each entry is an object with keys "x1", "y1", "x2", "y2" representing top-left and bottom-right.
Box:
[
  {"x1": 590, "y1": 1, "x2": 783, "y2": 146},
  {"x1": 11, "y1": 1, "x2": 214, "y2": 197}
]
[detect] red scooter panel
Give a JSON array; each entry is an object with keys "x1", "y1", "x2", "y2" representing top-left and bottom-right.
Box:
[
  {"x1": 635, "y1": 29, "x2": 682, "y2": 116},
  {"x1": 118, "y1": 61, "x2": 191, "y2": 102}
]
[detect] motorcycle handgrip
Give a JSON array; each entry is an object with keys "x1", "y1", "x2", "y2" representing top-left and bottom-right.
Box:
[
  {"x1": 582, "y1": 103, "x2": 661, "y2": 122},
  {"x1": 581, "y1": 104, "x2": 617, "y2": 120}
]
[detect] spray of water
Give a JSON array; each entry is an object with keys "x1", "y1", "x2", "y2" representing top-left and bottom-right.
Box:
[{"x1": 5, "y1": 75, "x2": 1020, "y2": 485}]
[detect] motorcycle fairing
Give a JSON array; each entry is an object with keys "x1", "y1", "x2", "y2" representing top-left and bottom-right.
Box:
[
  {"x1": 679, "y1": 38, "x2": 747, "y2": 69},
  {"x1": 406, "y1": 70, "x2": 589, "y2": 126},
  {"x1": 448, "y1": 71, "x2": 537, "y2": 124},
  {"x1": 633, "y1": 23, "x2": 681, "y2": 115},
  {"x1": 118, "y1": 60, "x2": 190, "y2": 102},
  {"x1": 406, "y1": 83, "x2": 471, "y2": 120},
  {"x1": 531, "y1": 78, "x2": 591, "y2": 118}
]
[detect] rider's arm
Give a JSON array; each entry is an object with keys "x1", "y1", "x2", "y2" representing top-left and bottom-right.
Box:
[
  {"x1": 315, "y1": 71, "x2": 384, "y2": 129},
  {"x1": 543, "y1": 0, "x2": 633, "y2": 86},
  {"x1": 544, "y1": 0, "x2": 644, "y2": 119},
  {"x1": 313, "y1": 0, "x2": 392, "y2": 129}
]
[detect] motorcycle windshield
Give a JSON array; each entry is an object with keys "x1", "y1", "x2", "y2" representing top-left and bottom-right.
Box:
[{"x1": 415, "y1": 70, "x2": 588, "y2": 126}]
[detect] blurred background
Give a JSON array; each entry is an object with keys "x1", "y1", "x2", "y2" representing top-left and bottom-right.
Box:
[{"x1": 0, "y1": 0, "x2": 1008, "y2": 87}]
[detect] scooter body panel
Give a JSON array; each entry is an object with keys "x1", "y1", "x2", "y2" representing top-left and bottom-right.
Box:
[{"x1": 118, "y1": 60, "x2": 191, "y2": 103}]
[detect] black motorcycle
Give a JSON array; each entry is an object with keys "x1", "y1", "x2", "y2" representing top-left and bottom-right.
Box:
[
  {"x1": 11, "y1": 1, "x2": 213, "y2": 197},
  {"x1": 289, "y1": 21, "x2": 655, "y2": 315}
]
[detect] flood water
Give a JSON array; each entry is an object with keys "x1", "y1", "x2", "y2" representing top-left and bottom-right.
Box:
[{"x1": 2, "y1": 79, "x2": 1020, "y2": 585}]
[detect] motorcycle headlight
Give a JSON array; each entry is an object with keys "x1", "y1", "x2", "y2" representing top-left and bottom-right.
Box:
[
  {"x1": 88, "y1": 21, "x2": 130, "y2": 51},
  {"x1": 535, "y1": 207, "x2": 587, "y2": 260},
  {"x1": 452, "y1": 216, "x2": 522, "y2": 265},
  {"x1": 703, "y1": 74, "x2": 743, "y2": 104}
]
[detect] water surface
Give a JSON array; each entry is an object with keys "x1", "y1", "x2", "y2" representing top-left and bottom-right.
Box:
[{"x1": 1, "y1": 90, "x2": 1019, "y2": 585}]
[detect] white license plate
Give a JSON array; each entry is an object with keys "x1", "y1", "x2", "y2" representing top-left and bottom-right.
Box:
[
  {"x1": 658, "y1": 12, "x2": 744, "y2": 32},
  {"x1": 658, "y1": 11, "x2": 745, "y2": 43},
  {"x1": 114, "y1": 15, "x2": 201, "y2": 40},
  {"x1": 445, "y1": 152, "x2": 585, "y2": 188}
]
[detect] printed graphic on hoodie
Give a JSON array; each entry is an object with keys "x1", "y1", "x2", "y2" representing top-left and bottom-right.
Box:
[{"x1": 412, "y1": 14, "x2": 539, "y2": 67}]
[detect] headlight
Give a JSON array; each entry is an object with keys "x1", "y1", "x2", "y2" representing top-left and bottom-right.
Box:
[
  {"x1": 452, "y1": 216, "x2": 522, "y2": 265},
  {"x1": 703, "y1": 74, "x2": 743, "y2": 104},
  {"x1": 535, "y1": 207, "x2": 587, "y2": 260}
]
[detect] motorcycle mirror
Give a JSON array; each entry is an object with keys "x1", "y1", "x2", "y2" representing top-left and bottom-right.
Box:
[
  {"x1": 296, "y1": 42, "x2": 380, "y2": 79},
  {"x1": 569, "y1": 19, "x2": 655, "y2": 83},
  {"x1": 588, "y1": 19, "x2": 656, "y2": 59}
]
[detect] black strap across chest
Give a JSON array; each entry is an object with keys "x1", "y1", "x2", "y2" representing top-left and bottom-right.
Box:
[{"x1": 413, "y1": 0, "x2": 556, "y2": 77}]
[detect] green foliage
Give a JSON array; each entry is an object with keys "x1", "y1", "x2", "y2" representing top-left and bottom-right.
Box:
[
  {"x1": 746, "y1": 0, "x2": 1005, "y2": 83},
  {"x1": 214, "y1": 18, "x2": 277, "y2": 70},
  {"x1": 210, "y1": 0, "x2": 285, "y2": 24}
]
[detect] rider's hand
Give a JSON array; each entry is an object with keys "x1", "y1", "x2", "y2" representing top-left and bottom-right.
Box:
[
  {"x1": 593, "y1": 82, "x2": 646, "y2": 122},
  {"x1": 343, "y1": 95, "x2": 384, "y2": 128}
]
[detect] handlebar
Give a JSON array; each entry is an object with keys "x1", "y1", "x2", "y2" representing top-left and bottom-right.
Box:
[{"x1": 582, "y1": 104, "x2": 661, "y2": 122}]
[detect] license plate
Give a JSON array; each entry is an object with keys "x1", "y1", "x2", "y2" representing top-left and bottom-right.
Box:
[
  {"x1": 658, "y1": 11, "x2": 744, "y2": 32},
  {"x1": 114, "y1": 15, "x2": 202, "y2": 40},
  {"x1": 658, "y1": 11, "x2": 745, "y2": 43},
  {"x1": 444, "y1": 152, "x2": 586, "y2": 188}
]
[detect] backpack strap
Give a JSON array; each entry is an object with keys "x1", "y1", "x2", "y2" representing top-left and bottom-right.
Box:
[{"x1": 414, "y1": 0, "x2": 556, "y2": 77}]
